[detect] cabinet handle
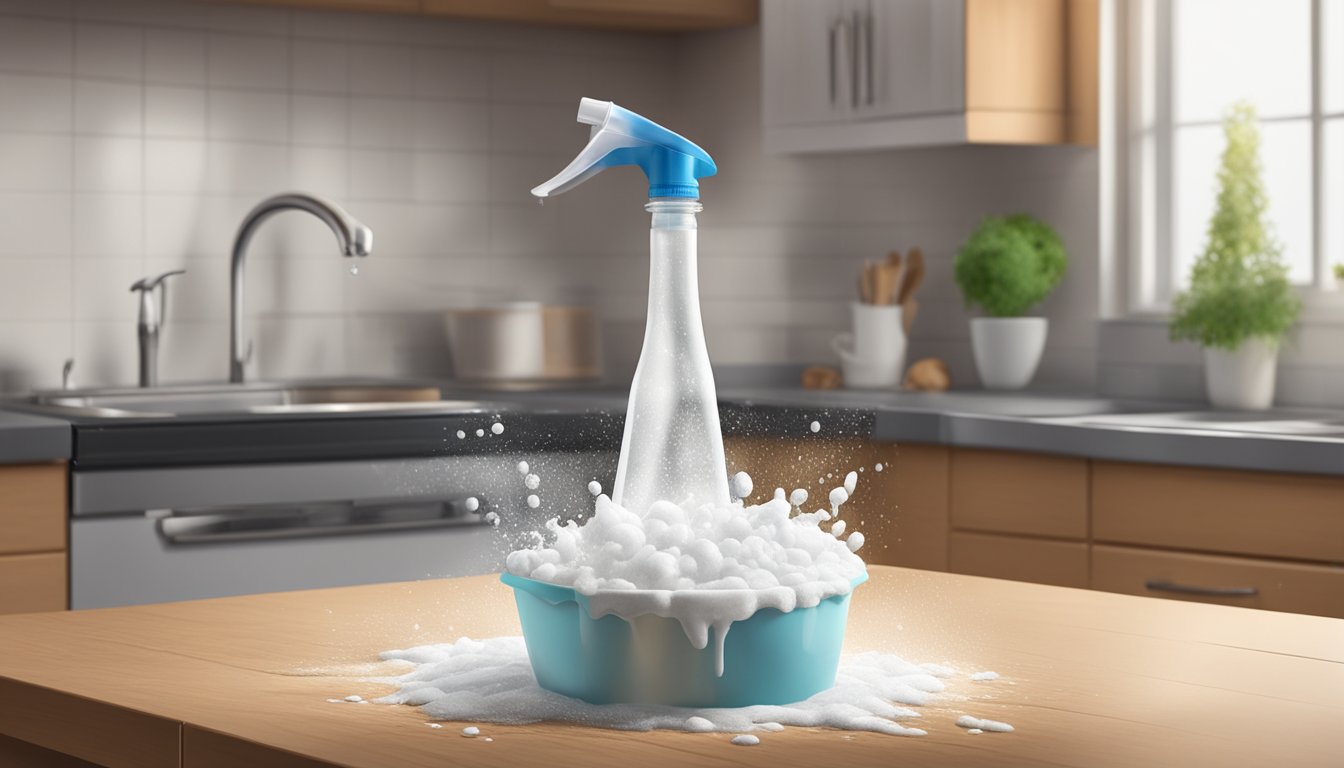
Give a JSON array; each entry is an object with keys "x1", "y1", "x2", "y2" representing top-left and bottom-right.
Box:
[
  {"x1": 829, "y1": 16, "x2": 849, "y2": 107},
  {"x1": 1144, "y1": 579, "x2": 1259, "y2": 598},
  {"x1": 863, "y1": 4, "x2": 875, "y2": 105},
  {"x1": 850, "y1": 9, "x2": 863, "y2": 108}
]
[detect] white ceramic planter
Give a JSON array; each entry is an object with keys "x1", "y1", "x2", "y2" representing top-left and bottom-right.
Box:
[
  {"x1": 970, "y1": 317, "x2": 1048, "y2": 390},
  {"x1": 1203, "y1": 338, "x2": 1278, "y2": 410}
]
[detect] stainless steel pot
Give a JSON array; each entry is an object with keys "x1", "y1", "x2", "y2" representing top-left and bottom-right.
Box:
[{"x1": 443, "y1": 303, "x2": 602, "y2": 385}]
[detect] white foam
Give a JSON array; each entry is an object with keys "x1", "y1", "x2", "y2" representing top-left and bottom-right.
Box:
[
  {"x1": 846, "y1": 532, "x2": 865, "y2": 552},
  {"x1": 828, "y1": 487, "x2": 848, "y2": 510},
  {"x1": 475, "y1": 429, "x2": 485, "y2": 437},
  {"x1": 809, "y1": 420, "x2": 821, "y2": 433},
  {"x1": 789, "y1": 488, "x2": 808, "y2": 507},
  {"x1": 517, "y1": 461, "x2": 530, "y2": 474},
  {"x1": 526, "y1": 494, "x2": 540, "y2": 509},
  {"x1": 491, "y1": 422, "x2": 505, "y2": 435},
  {"x1": 456, "y1": 430, "x2": 466, "y2": 439},
  {"x1": 970, "y1": 671, "x2": 1000, "y2": 681},
  {"x1": 505, "y1": 480, "x2": 867, "y2": 675},
  {"x1": 843, "y1": 471, "x2": 858, "y2": 496},
  {"x1": 484, "y1": 511, "x2": 500, "y2": 527},
  {"x1": 729, "y1": 471, "x2": 753, "y2": 500},
  {"x1": 427, "y1": 723, "x2": 443, "y2": 729},
  {"x1": 730, "y1": 734, "x2": 760, "y2": 746},
  {"x1": 464, "y1": 497, "x2": 480, "y2": 513},
  {"x1": 525, "y1": 473, "x2": 541, "y2": 490},
  {"x1": 588, "y1": 481, "x2": 603, "y2": 496},
  {"x1": 831, "y1": 520, "x2": 847, "y2": 538},
  {"x1": 956, "y1": 715, "x2": 1013, "y2": 733},
  {"x1": 377, "y1": 636, "x2": 937, "y2": 737},
  {"x1": 874, "y1": 463, "x2": 884, "y2": 472},
  {"x1": 462, "y1": 726, "x2": 480, "y2": 737},
  {"x1": 344, "y1": 695, "x2": 363, "y2": 703},
  {"x1": 967, "y1": 728, "x2": 983, "y2": 734}
]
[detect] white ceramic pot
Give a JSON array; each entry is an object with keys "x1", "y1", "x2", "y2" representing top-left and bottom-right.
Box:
[
  {"x1": 1203, "y1": 338, "x2": 1278, "y2": 410},
  {"x1": 831, "y1": 303, "x2": 907, "y2": 389},
  {"x1": 970, "y1": 317, "x2": 1048, "y2": 390}
]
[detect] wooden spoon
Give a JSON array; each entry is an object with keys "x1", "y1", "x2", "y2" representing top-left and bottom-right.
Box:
[{"x1": 898, "y1": 247, "x2": 925, "y2": 306}]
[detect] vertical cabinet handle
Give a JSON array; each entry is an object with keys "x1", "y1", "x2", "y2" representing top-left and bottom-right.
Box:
[
  {"x1": 850, "y1": 9, "x2": 863, "y2": 108},
  {"x1": 864, "y1": 3, "x2": 875, "y2": 105},
  {"x1": 829, "y1": 14, "x2": 850, "y2": 108}
]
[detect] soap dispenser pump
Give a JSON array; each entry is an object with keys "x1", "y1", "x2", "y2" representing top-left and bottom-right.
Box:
[{"x1": 534, "y1": 98, "x2": 728, "y2": 514}]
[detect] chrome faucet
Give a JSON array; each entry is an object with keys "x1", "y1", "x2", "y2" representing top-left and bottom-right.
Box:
[
  {"x1": 228, "y1": 193, "x2": 372, "y2": 383},
  {"x1": 130, "y1": 269, "x2": 186, "y2": 387}
]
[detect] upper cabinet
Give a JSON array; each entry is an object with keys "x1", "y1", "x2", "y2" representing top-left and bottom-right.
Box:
[
  {"x1": 762, "y1": 0, "x2": 1097, "y2": 153},
  {"x1": 223, "y1": 0, "x2": 759, "y2": 31}
]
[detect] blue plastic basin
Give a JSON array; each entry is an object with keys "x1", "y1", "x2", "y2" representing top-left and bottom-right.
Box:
[{"x1": 501, "y1": 571, "x2": 867, "y2": 708}]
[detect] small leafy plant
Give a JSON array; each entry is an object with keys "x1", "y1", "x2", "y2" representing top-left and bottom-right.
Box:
[
  {"x1": 954, "y1": 214, "x2": 1067, "y2": 317},
  {"x1": 1170, "y1": 102, "x2": 1300, "y2": 350}
]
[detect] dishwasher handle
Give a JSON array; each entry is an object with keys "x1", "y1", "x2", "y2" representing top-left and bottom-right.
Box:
[{"x1": 155, "y1": 496, "x2": 492, "y2": 545}]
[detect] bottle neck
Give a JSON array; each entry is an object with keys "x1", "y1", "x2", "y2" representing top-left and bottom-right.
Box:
[{"x1": 646, "y1": 198, "x2": 702, "y2": 229}]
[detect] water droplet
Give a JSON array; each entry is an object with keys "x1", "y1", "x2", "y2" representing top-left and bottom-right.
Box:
[
  {"x1": 537, "y1": 198, "x2": 545, "y2": 206},
  {"x1": 349, "y1": 264, "x2": 359, "y2": 276}
]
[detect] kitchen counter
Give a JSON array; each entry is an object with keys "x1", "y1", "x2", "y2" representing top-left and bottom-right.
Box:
[
  {"x1": 0, "y1": 566, "x2": 1338, "y2": 767},
  {"x1": 6, "y1": 384, "x2": 1344, "y2": 474},
  {"x1": 0, "y1": 411, "x2": 70, "y2": 463}
]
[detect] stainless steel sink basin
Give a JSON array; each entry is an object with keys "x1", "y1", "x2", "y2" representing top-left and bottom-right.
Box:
[
  {"x1": 17, "y1": 380, "x2": 489, "y2": 419},
  {"x1": 1041, "y1": 410, "x2": 1344, "y2": 438}
]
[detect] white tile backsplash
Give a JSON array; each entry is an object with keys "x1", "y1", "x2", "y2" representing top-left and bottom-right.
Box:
[{"x1": 0, "y1": 0, "x2": 1105, "y2": 393}]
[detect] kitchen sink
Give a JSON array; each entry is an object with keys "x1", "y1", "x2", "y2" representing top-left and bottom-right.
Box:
[
  {"x1": 15, "y1": 380, "x2": 490, "y2": 419},
  {"x1": 1040, "y1": 410, "x2": 1344, "y2": 438}
]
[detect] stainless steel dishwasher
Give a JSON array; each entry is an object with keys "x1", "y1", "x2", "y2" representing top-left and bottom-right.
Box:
[{"x1": 70, "y1": 450, "x2": 616, "y2": 609}]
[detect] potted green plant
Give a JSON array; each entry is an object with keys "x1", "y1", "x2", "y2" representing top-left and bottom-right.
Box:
[
  {"x1": 1170, "y1": 102, "x2": 1300, "y2": 410},
  {"x1": 954, "y1": 214, "x2": 1067, "y2": 389}
]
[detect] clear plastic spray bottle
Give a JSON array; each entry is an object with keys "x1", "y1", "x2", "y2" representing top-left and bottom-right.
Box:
[{"x1": 532, "y1": 98, "x2": 729, "y2": 514}]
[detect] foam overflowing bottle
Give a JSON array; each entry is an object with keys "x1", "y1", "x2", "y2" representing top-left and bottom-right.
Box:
[{"x1": 533, "y1": 98, "x2": 729, "y2": 514}]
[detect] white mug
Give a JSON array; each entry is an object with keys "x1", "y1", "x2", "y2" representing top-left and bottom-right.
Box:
[{"x1": 831, "y1": 302, "x2": 906, "y2": 388}]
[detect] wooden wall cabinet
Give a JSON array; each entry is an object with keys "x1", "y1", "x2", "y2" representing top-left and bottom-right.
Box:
[
  {"x1": 0, "y1": 463, "x2": 68, "y2": 615},
  {"x1": 762, "y1": 0, "x2": 1099, "y2": 153}
]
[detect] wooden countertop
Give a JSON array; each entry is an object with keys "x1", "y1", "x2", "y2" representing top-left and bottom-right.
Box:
[{"x1": 0, "y1": 566, "x2": 1340, "y2": 768}]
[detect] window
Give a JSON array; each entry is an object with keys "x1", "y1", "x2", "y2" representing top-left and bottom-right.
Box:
[{"x1": 1122, "y1": 0, "x2": 1341, "y2": 312}]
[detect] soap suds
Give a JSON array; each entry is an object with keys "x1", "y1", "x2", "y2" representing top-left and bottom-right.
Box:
[
  {"x1": 456, "y1": 430, "x2": 466, "y2": 439},
  {"x1": 517, "y1": 461, "x2": 530, "y2": 474},
  {"x1": 970, "y1": 671, "x2": 1000, "y2": 681},
  {"x1": 728, "y1": 471, "x2": 753, "y2": 500},
  {"x1": 525, "y1": 473, "x2": 541, "y2": 490},
  {"x1": 809, "y1": 420, "x2": 821, "y2": 433},
  {"x1": 343, "y1": 695, "x2": 363, "y2": 703},
  {"x1": 377, "y1": 636, "x2": 947, "y2": 737},
  {"x1": 461, "y1": 726, "x2": 480, "y2": 737},
  {"x1": 967, "y1": 728, "x2": 983, "y2": 734},
  {"x1": 475, "y1": 429, "x2": 485, "y2": 438},
  {"x1": 464, "y1": 497, "x2": 480, "y2": 513},
  {"x1": 956, "y1": 715, "x2": 1013, "y2": 733},
  {"x1": 526, "y1": 494, "x2": 540, "y2": 509},
  {"x1": 730, "y1": 734, "x2": 760, "y2": 746},
  {"x1": 505, "y1": 476, "x2": 867, "y2": 673},
  {"x1": 789, "y1": 488, "x2": 808, "y2": 507},
  {"x1": 491, "y1": 422, "x2": 505, "y2": 435},
  {"x1": 588, "y1": 481, "x2": 603, "y2": 496}
]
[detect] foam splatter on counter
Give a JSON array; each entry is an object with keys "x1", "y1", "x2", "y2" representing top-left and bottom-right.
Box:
[
  {"x1": 376, "y1": 636, "x2": 957, "y2": 737},
  {"x1": 970, "y1": 671, "x2": 1000, "y2": 681},
  {"x1": 956, "y1": 715, "x2": 1014, "y2": 733}
]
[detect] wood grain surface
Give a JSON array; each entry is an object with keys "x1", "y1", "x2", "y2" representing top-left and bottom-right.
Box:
[{"x1": 0, "y1": 567, "x2": 1340, "y2": 768}]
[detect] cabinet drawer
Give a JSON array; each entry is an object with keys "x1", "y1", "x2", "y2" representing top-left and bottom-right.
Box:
[
  {"x1": 0, "y1": 552, "x2": 67, "y2": 614},
  {"x1": 1092, "y1": 462, "x2": 1344, "y2": 562},
  {"x1": 1092, "y1": 545, "x2": 1344, "y2": 619},
  {"x1": 948, "y1": 531, "x2": 1088, "y2": 588},
  {"x1": 0, "y1": 463, "x2": 67, "y2": 555},
  {"x1": 950, "y1": 448, "x2": 1087, "y2": 538}
]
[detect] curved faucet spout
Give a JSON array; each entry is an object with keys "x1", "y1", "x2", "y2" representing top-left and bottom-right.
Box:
[{"x1": 229, "y1": 193, "x2": 373, "y2": 383}]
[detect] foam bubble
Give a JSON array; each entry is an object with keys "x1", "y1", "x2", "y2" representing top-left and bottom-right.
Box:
[
  {"x1": 484, "y1": 511, "x2": 500, "y2": 526},
  {"x1": 343, "y1": 695, "x2": 363, "y2": 703},
  {"x1": 475, "y1": 429, "x2": 485, "y2": 438},
  {"x1": 831, "y1": 520, "x2": 847, "y2": 538},
  {"x1": 461, "y1": 726, "x2": 480, "y2": 737},
  {"x1": 464, "y1": 497, "x2": 480, "y2": 513},
  {"x1": 729, "y1": 471, "x2": 753, "y2": 500},
  {"x1": 829, "y1": 487, "x2": 849, "y2": 509},
  {"x1": 525, "y1": 473, "x2": 541, "y2": 490},
  {"x1": 491, "y1": 422, "x2": 504, "y2": 435},
  {"x1": 809, "y1": 420, "x2": 821, "y2": 433},
  {"x1": 843, "y1": 471, "x2": 858, "y2": 495},
  {"x1": 526, "y1": 495, "x2": 540, "y2": 509},
  {"x1": 846, "y1": 532, "x2": 865, "y2": 552},
  {"x1": 956, "y1": 715, "x2": 1013, "y2": 733},
  {"x1": 874, "y1": 463, "x2": 884, "y2": 472},
  {"x1": 588, "y1": 481, "x2": 602, "y2": 496},
  {"x1": 789, "y1": 488, "x2": 808, "y2": 507},
  {"x1": 731, "y1": 735, "x2": 760, "y2": 746},
  {"x1": 456, "y1": 430, "x2": 466, "y2": 439},
  {"x1": 970, "y1": 671, "x2": 1000, "y2": 681},
  {"x1": 517, "y1": 461, "x2": 529, "y2": 474}
]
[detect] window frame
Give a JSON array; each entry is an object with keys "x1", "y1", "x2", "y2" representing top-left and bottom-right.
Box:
[{"x1": 1111, "y1": 0, "x2": 1340, "y2": 320}]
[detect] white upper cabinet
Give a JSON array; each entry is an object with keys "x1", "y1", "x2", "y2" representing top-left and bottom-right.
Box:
[{"x1": 762, "y1": 0, "x2": 1097, "y2": 153}]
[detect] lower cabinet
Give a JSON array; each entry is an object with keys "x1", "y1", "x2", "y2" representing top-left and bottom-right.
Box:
[
  {"x1": 948, "y1": 531, "x2": 1088, "y2": 589},
  {"x1": 1091, "y1": 545, "x2": 1344, "y2": 617},
  {"x1": 0, "y1": 462, "x2": 68, "y2": 615}
]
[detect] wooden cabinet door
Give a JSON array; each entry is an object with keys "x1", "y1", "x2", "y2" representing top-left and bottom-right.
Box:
[
  {"x1": 949, "y1": 531, "x2": 1089, "y2": 588},
  {"x1": 722, "y1": 437, "x2": 948, "y2": 571},
  {"x1": 950, "y1": 448, "x2": 1088, "y2": 539}
]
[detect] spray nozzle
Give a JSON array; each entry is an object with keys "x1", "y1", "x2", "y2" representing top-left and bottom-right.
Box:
[{"x1": 531, "y1": 98, "x2": 716, "y2": 201}]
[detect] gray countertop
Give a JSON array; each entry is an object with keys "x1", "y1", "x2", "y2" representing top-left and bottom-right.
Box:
[
  {"x1": 5, "y1": 384, "x2": 1343, "y2": 476},
  {"x1": 0, "y1": 411, "x2": 73, "y2": 464}
]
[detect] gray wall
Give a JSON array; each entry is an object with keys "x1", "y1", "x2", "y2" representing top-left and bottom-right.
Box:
[{"x1": 0, "y1": 0, "x2": 1099, "y2": 394}]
